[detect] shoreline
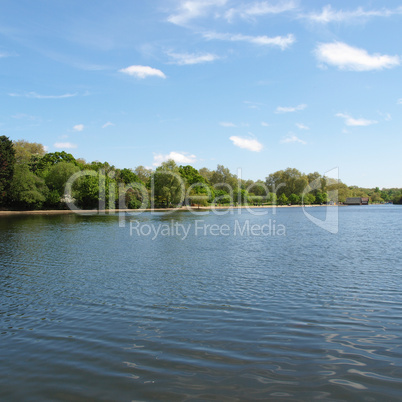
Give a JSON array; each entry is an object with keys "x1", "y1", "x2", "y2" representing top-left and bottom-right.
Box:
[{"x1": 0, "y1": 204, "x2": 336, "y2": 216}]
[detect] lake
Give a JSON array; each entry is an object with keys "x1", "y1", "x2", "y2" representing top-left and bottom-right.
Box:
[{"x1": 1, "y1": 205, "x2": 402, "y2": 401}]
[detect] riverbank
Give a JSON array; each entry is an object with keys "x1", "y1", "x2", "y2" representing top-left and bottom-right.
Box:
[{"x1": 0, "y1": 204, "x2": 336, "y2": 216}]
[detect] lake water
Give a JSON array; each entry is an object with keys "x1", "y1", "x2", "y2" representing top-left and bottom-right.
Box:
[{"x1": 1, "y1": 205, "x2": 402, "y2": 401}]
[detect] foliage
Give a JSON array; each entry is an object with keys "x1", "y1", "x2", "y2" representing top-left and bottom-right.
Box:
[
  {"x1": 233, "y1": 188, "x2": 249, "y2": 205},
  {"x1": 85, "y1": 161, "x2": 114, "y2": 172},
  {"x1": 9, "y1": 164, "x2": 48, "y2": 209},
  {"x1": 314, "y1": 191, "x2": 327, "y2": 204},
  {"x1": 198, "y1": 167, "x2": 213, "y2": 182},
  {"x1": 302, "y1": 193, "x2": 316, "y2": 205},
  {"x1": 43, "y1": 162, "x2": 80, "y2": 208},
  {"x1": 4, "y1": 137, "x2": 402, "y2": 210},
  {"x1": 117, "y1": 168, "x2": 140, "y2": 185},
  {"x1": 179, "y1": 165, "x2": 211, "y2": 206},
  {"x1": 0, "y1": 136, "x2": 16, "y2": 206},
  {"x1": 134, "y1": 165, "x2": 152, "y2": 185},
  {"x1": 152, "y1": 160, "x2": 184, "y2": 207},
  {"x1": 210, "y1": 165, "x2": 238, "y2": 191},
  {"x1": 73, "y1": 173, "x2": 101, "y2": 209},
  {"x1": 37, "y1": 151, "x2": 77, "y2": 172},
  {"x1": 288, "y1": 193, "x2": 301, "y2": 205},
  {"x1": 278, "y1": 193, "x2": 288, "y2": 205},
  {"x1": 266, "y1": 168, "x2": 308, "y2": 198},
  {"x1": 213, "y1": 189, "x2": 232, "y2": 204},
  {"x1": 179, "y1": 165, "x2": 205, "y2": 185},
  {"x1": 13, "y1": 140, "x2": 46, "y2": 165},
  {"x1": 246, "y1": 180, "x2": 267, "y2": 197}
]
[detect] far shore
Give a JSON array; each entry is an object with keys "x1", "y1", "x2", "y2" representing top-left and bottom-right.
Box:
[{"x1": 0, "y1": 204, "x2": 338, "y2": 216}]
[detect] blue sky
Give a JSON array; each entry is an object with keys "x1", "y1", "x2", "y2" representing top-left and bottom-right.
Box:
[{"x1": 1, "y1": 0, "x2": 401, "y2": 188}]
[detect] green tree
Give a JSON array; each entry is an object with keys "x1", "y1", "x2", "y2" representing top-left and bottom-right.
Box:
[
  {"x1": 213, "y1": 189, "x2": 232, "y2": 205},
  {"x1": 37, "y1": 151, "x2": 77, "y2": 171},
  {"x1": 134, "y1": 165, "x2": 152, "y2": 185},
  {"x1": 117, "y1": 168, "x2": 141, "y2": 184},
  {"x1": 85, "y1": 160, "x2": 114, "y2": 172},
  {"x1": 73, "y1": 174, "x2": 100, "y2": 209},
  {"x1": 234, "y1": 188, "x2": 249, "y2": 205},
  {"x1": 326, "y1": 180, "x2": 350, "y2": 203},
  {"x1": 198, "y1": 167, "x2": 213, "y2": 183},
  {"x1": 179, "y1": 165, "x2": 205, "y2": 186},
  {"x1": 179, "y1": 165, "x2": 211, "y2": 206},
  {"x1": 152, "y1": 160, "x2": 184, "y2": 207},
  {"x1": 302, "y1": 193, "x2": 316, "y2": 205},
  {"x1": 314, "y1": 191, "x2": 325, "y2": 204},
  {"x1": 266, "y1": 168, "x2": 308, "y2": 198},
  {"x1": 392, "y1": 190, "x2": 402, "y2": 204},
  {"x1": 278, "y1": 193, "x2": 288, "y2": 205},
  {"x1": 247, "y1": 180, "x2": 267, "y2": 196},
  {"x1": 0, "y1": 136, "x2": 16, "y2": 207},
  {"x1": 210, "y1": 165, "x2": 238, "y2": 191},
  {"x1": 44, "y1": 162, "x2": 80, "y2": 208},
  {"x1": 370, "y1": 192, "x2": 383, "y2": 203},
  {"x1": 13, "y1": 140, "x2": 46, "y2": 165},
  {"x1": 117, "y1": 169, "x2": 148, "y2": 209},
  {"x1": 9, "y1": 164, "x2": 48, "y2": 209},
  {"x1": 288, "y1": 193, "x2": 300, "y2": 205}
]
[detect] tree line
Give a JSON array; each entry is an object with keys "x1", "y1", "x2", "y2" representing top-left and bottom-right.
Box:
[{"x1": 1, "y1": 135, "x2": 401, "y2": 210}]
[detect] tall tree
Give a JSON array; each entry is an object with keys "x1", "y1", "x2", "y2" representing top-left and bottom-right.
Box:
[
  {"x1": 44, "y1": 162, "x2": 80, "y2": 208},
  {"x1": 198, "y1": 167, "x2": 213, "y2": 182},
  {"x1": 152, "y1": 160, "x2": 184, "y2": 207},
  {"x1": 179, "y1": 165, "x2": 211, "y2": 206},
  {"x1": 210, "y1": 165, "x2": 238, "y2": 192},
  {"x1": 134, "y1": 165, "x2": 152, "y2": 184},
  {"x1": 117, "y1": 168, "x2": 141, "y2": 184},
  {"x1": 37, "y1": 151, "x2": 77, "y2": 171},
  {"x1": 13, "y1": 140, "x2": 46, "y2": 165},
  {"x1": 266, "y1": 168, "x2": 308, "y2": 198},
  {"x1": 0, "y1": 136, "x2": 16, "y2": 207},
  {"x1": 9, "y1": 164, "x2": 48, "y2": 209}
]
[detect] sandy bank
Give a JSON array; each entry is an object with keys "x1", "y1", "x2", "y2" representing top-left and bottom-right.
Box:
[{"x1": 0, "y1": 204, "x2": 332, "y2": 216}]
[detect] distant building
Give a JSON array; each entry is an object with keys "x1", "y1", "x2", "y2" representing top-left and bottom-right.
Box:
[{"x1": 345, "y1": 197, "x2": 369, "y2": 205}]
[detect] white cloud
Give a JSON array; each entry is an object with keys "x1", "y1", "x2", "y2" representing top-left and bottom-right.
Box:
[
  {"x1": 73, "y1": 124, "x2": 84, "y2": 132},
  {"x1": 54, "y1": 142, "x2": 77, "y2": 149},
  {"x1": 261, "y1": 121, "x2": 269, "y2": 127},
  {"x1": 203, "y1": 32, "x2": 295, "y2": 50},
  {"x1": 153, "y1": 151, "x2": 196, "y2": 166},
  {"x1": 296, "y1": 123, "x2": 309, "y2": 130},
  {"x1": 230, "y1": 136, "x2": 263, "y2": 152},
  {"x1": 102, "y1": 121, "x2": 114, "y2": 128},
  {"x1": 336, "y1": 113, "x2": 377, "y2": 127},
  {"x1": 220, "y1": 121, "x2": 236, "y2": 127},
  {"x1": 119, "y1": 65, "x2": 166, "y2": 79},
  {"x1": 315, "y1": 42, "x2": 400, "y2": 71},
  {"x1": 398, "y1": 99, "x2": 402, "y2": 104},
  {"x1": 304, "y1": 5, "x2": 402, "y2": 24},
  {"x1": 168, "y1": 0, "x2": 227, "y2": 25},
  {"x1": 275, "y1": 104, "x2": 307, "y2": 113},
  {"x1": 167, "y1": 51, "x2": 218, "y2": 65},
  {"x1": 281, "y1": 134, "x2": 306, "y2": 144},
  {"x1": 225, "y1": 1, "x2": 297, "y2": 21},
  {"x1": 9, "y1": 92, "x2": 78, "y2": 99}
]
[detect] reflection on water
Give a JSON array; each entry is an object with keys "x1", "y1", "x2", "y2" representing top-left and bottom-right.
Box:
[{"x1": 1, "y1": 206, "x2": 402, "y2": 400}]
